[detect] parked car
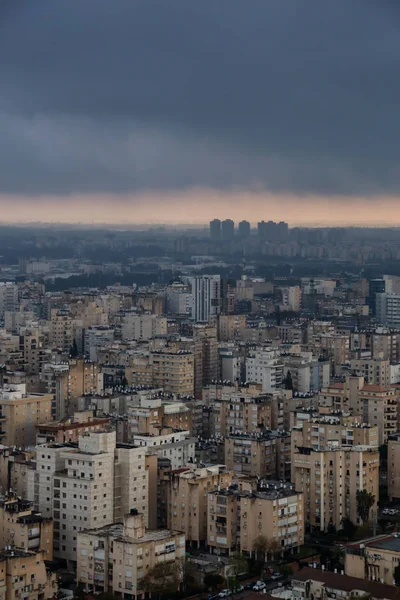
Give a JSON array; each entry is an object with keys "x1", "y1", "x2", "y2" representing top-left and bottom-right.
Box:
[
  {"x1": 218, "y1": 590, "x2": 232, "y2": 598},
  {"x1": 270, "y1": 573, "x2": 283, "y2": 581},
  {"x1": 252, "y1": 582, "x2": 267, "y2": 591}
]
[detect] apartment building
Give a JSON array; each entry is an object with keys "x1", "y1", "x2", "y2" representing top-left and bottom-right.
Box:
[
  {"x1": 193, "y1": 326, "x2": 218, "y2": 397},
  {"x1": 0, "y1": 283, "x2": 18, "y2": 319},
  {"x1": 42, "y1": 359, "x2": 101, "y2": 420},
  {"x1": 245, "y1": 349, "x2": 284, "y2": 392},
  {"x1": 36, "y1": 410, "x2": 110, "y2": 444},
  {"x1": 292, "y1": 567, "x2": 397, "y2": 600},
  {"x1": 0, "y1": 494, "x2": 53, "y2": 559},
  {"x1": 292, "y1": 444, "x2": 379, "y2": 532},
  {"x1": 207, "y1": 482, "x2": 304, "y2": 555},
  {"x1": 166, "y1": 465, "x2": 233, "y2": 545},
  {"x1": 121, "y1": 314, "x2": 168, "y2": 341},
  {"x1": 224, "y1": 432, "x2": 278, "y2": 479},
  {"x1": 19, "y1": 327, "x2": 44, "y2": 375},
  {"x1": 291, "y1": 417, "x2": 379, "y2": 454},
  {"x1": 282, "y1": 354, "x2": 330, "y2": 393},
  {"x1": 204, "y1": 391, "x2": 273, "y2": 438},
  {"x1": 0, "y1": 547, "x2": 57, "y2": 600},
  {"x1": 34, "y1": 431, "x2": 151, "y2": 565},
  {"x1": 150, "y1": 350, "x2": 194, "y2": 396},
  {"x1": 388, "y1": 433, "x2": 400, "y2": 501},
  {"x1": 131, "y1": 430, "x2": 196, "y2": 470},
  {"x1": 126, "y1": 402, "x2": 192, "y2": 438},
  {"x1": 77, "y1": 511, "x2": 185, "y2": 598},
  {"x1": 345, "y1": 533, "x2": 400, "y2": 586},
  {"x1": 355, "y1": 385, "x2": 398, "y2": 445},
  {"x1": 189, "y1": 275, "x2": 221, "y2": 323},
  {"x1": 218, "y1": 315, "x2": 246, "y2": 342},
  {"x1": 350, "y1": 358, "x2": 391, "y2": 387},
  {"x1": 0, "y1": 384, "x2": 52, "y2": 448},
  {"x1": 49, "y1": 309, "x2": 73, "y2": 352}
]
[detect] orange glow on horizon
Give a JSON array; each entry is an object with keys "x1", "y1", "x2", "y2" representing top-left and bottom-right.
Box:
[{"x1": 0, "y1": 189, "x2": 398, "y2": 227}]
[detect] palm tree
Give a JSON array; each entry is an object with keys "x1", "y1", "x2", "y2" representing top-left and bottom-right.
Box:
[{"x1": 356, "y1": 489, "x2": 375, "y2": 523}]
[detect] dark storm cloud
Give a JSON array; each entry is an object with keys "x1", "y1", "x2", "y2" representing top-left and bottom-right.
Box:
[{"x1": 1, "y1": 0, "x2": 400, "y2": 195}]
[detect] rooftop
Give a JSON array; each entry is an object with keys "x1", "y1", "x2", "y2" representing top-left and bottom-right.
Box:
[{"x1": 293, "y1": 567, "x2": 398, "y2": 599}]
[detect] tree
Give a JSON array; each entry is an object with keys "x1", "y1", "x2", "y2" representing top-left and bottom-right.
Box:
[
  {"x1": 284, "y1": 371, "x2": 293, "y2": 390},
  {"x1": 142, "y1": 561, "x2": 182, "y2": 598},
  {"x1": 356, "y1": 489, "x2": 375, "y2": 523},
  {"x1": 341, "y1": 518, "x2": 357, "y2": 539},
  {"x1": 394, "y1": 564, "x2": 400, "y2": 586},
  {"x1": 267, "y1": 538, "x2": 282, "y2": 561},
  {"x1": 204, "y1": 573, "x2": 225, "y2": 591},
  {"x1": 228, "y1": 552, "x2": 248, "y2": 578},
  {"x1": 253, "y1": 535, "x2": 269, "y2": 563},
  {"x1": 280, "y1": 564, "x2": 294, "y2": 579},
  {"x1": 70, "y1": 338, "x2": 78, "y2": 358}
]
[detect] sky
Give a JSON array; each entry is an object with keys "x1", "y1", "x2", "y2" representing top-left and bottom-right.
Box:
[{"x1": 1, "y1": 0, "x2": 400, "y2": 226}]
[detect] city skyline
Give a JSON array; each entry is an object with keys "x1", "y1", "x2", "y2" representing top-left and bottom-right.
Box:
[{"x1": 0, "y1": 190, "x2": 400, "y2": 227}]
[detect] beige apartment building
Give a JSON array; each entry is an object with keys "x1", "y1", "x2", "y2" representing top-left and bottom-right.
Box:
[
  {"x1": 42, "y1": 359, "x2": 101, "y2": 420},
  {"x1": 218, "y1": 314, "x2": 246, "y2": 342},
  {"x1": 350, "y1": 358, "x2": 391, "y2": 387},
  {"x1": 0, "y1": 384, "x2": 52, "y2": 448},
  {"x1": 224, "y1": 432, "x2": 279, "y2": 479},
  {"x1": 49, "y1": 309, "x2": 73, "y2": 352},
  {"x1": 0, "y1": 495, "x2": 53, "y2": 559},
  {"x1": 36, "y1": 410, "x2": 110, "y2": 444},
  {"x1": 166, "y1": 465, "x2": 233, "y2": 545},
  {"x1": 207, "y1": 482, "x2": 304, "y2": 555},
  {"x1": 291, "y1": 417, "x2": 379, "y2": 453},
  {"x1": 292, "y1": 444, "x2": 379, "y2": 532},
  {"x1": 345, "y1": 533, "x2": 400, "y2": 586},
  {"x1": 77, "y1": 511, "x2": 185, "y2": 598},
  {"x1": 388, "y1": 433, "x2": 400, "y2": 501},
  {"x1": 193, "y1": 326, "x2": 218, "y2": 398},
  {"x1": 150, "y1": 349, "x2": 194, "y2": 396},
  {"x1": 0, "y1": 547, "x2": 57, "y2": 600},
  {"x1": 355, "y1": 385, "x2": 398, "y2": 445}
]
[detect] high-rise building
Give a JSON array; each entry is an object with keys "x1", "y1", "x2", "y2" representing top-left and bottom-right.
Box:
[
  {"x1": 277, "y1": 221, "x2": 289, "y2": 242},
  {"x1": 34, "y1": 430, "x2": 151, "y2": 564},
  {"x1": 257, "y1": 220, "x2": 268, "y2": 239},
  {"x1": 367, "y1": 279, "x2": 386, "y2": 316},
  {"x1": 189, "y1": 275, "x2": 221, "y2": 323},
  {"x1": 209, "y1": 219, "x2": 221, "y2": 241},
  {"x1": 292, "y1": 419, "x2": 379, "y2": 532},
  {"x1": 376, "y1": 292, "x2": 400, "y2": 328},
  {"x1": 221, "y1": 219, "x2": 235, "y2": 241},
  {"x1": 238, "y1": 220, "x2": 250, "y2": 238}
]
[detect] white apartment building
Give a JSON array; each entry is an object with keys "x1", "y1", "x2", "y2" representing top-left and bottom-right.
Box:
[
  {"x1": 376, "y1": 293, "x2": 400, "y2": 328},
  {"x1": 132, "y1": 430, "x2": 196, "y2": 469},
  {"x1": 189, "y1": 275, "x2": 221, "y2": 323},
  {"x1": 245, "y1": 349, "x2": 284, "y2": 391},
  {"x1": 122, "y1": 314, "x2": 168, "y2": 341},
  {"x1": 34, "y1": 431, "x2": 150, "y2": 566},
  {"x1": 84, "y1": 327, "x2": 114, "y2": 361}
]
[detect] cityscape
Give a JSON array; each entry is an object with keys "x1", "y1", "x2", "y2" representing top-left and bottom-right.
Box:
[
  {"x1": 3, "y1": 1, "x2": 400, "y2": 600},
  {"x1": 0, "y1": 221, "x2": 395, "y2": 599}
]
